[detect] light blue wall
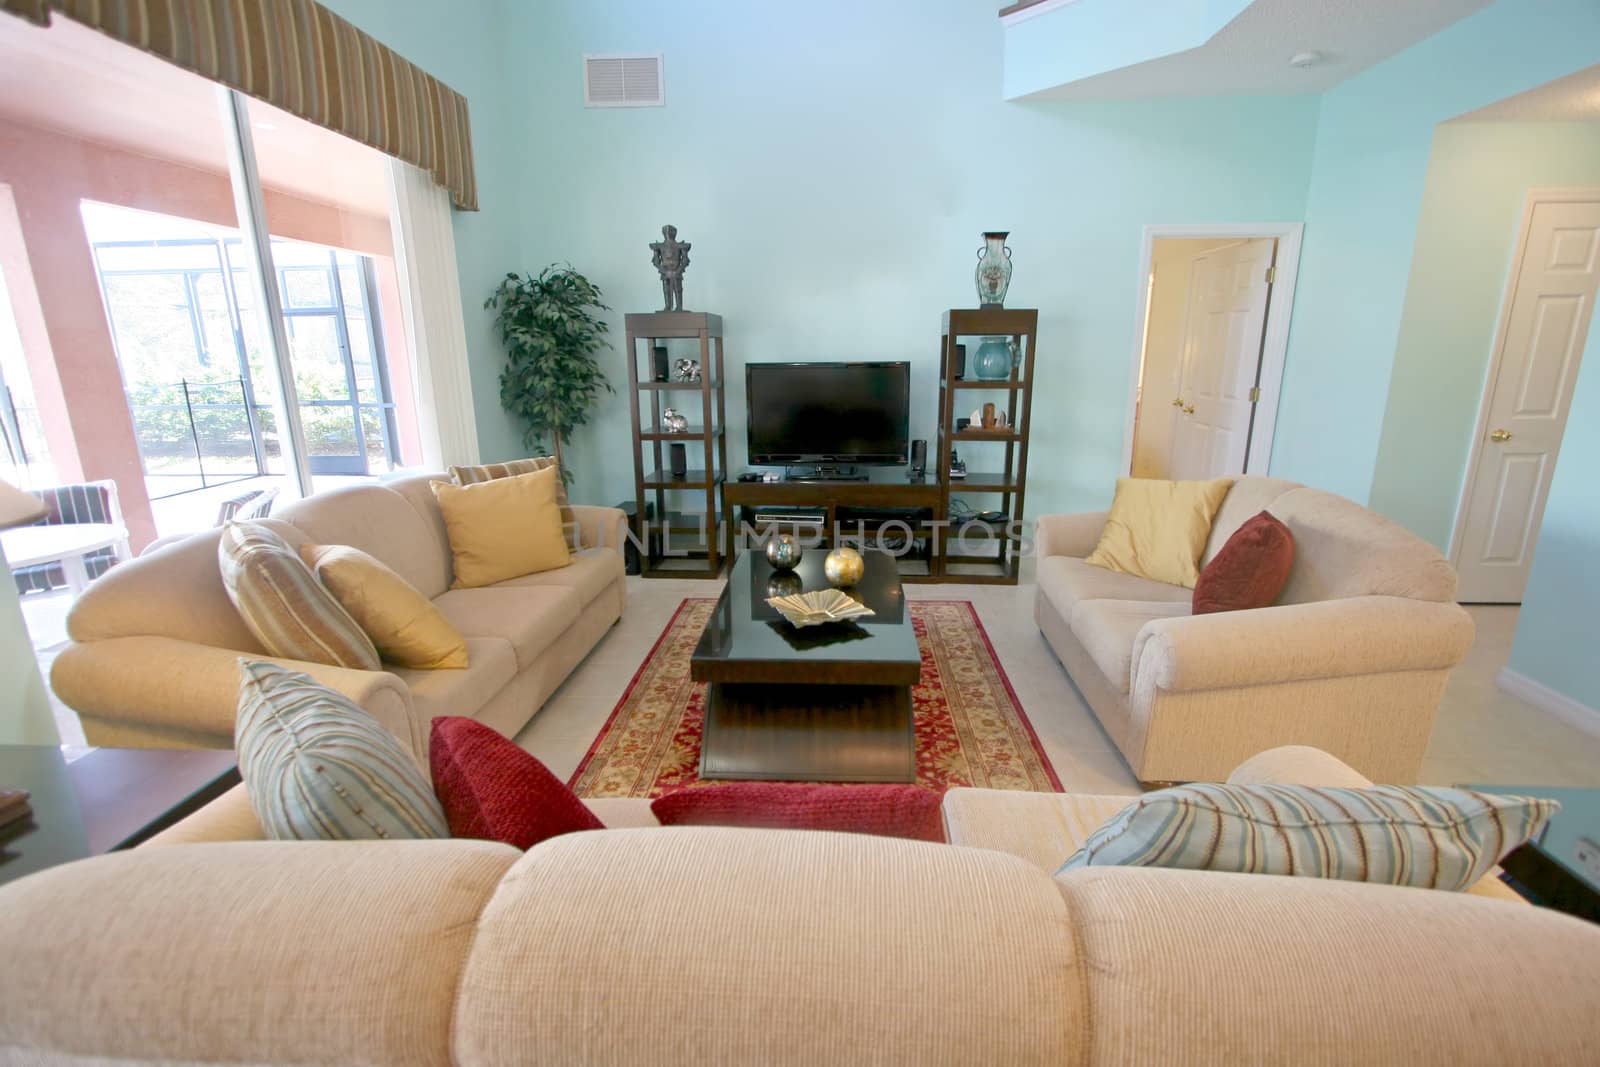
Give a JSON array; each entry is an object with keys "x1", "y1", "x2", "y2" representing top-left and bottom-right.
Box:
[
  {"x1": 1271, "y1": 0, "x2": 1600, "y2": 503},
  {"x1": 1370, "y1": 121, "x2": 1600, "y2": 551},
  {"x1": 317, "y1": 0, "x2": 527, "y2": 463},
  {"x1": 1508, "y1": 316, "x2": 1600, "y2": 712},
  {"x1": 1002, "y1": 0, "x2": 1250, "y2": 101},
  {"x1": 500, "y1": 0, "x2": 1318, "y2": 514}
]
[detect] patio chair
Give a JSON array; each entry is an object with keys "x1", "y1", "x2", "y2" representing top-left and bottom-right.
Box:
[
  {"x1": 12, "y1": 480, "x2": 129, "y2": 595},
  {"x1": 140, "y1": 485, "x2": 281, "y2": 556}
]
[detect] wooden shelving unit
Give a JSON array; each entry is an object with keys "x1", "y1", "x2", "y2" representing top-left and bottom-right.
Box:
[
  {"x1": 935, "y1": 308, "x2": 1038, "y2": 584},
  {"x1": 624, "y1": 311, "x2": 729, "y2": 578}
]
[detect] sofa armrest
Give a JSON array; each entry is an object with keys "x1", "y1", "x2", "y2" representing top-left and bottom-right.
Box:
[
  {"x1": 1226, "y1": 746, "x2": 1375, "y2": 788},
  {"x1": 1034, "y1": 511, "x2": 1108, "y2": 558},
  {"x1": 1133, "y1": 596, "x2": 1475, "y2": 694},
  {"x1": 570, "y1": 504, "x2": 628, "y2": 553},
  {"x1": 50, "y1": 636, "x2": 427, "y2": 762}
]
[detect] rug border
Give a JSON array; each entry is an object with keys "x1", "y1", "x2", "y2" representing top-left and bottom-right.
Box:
[{"x1": 568, "y1": 596, "x2": 1064, "y2": 793}]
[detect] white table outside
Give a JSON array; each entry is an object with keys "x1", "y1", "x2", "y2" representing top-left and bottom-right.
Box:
[{"x1": 1, "y1": 523, "x2": 130, "y2": 594}]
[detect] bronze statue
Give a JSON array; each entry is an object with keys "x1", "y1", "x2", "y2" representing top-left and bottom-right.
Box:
[{"x1": 649, "y1": 224, "x2": 691, "y2": 311}]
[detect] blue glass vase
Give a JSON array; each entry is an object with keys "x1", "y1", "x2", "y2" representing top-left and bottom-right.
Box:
[{"x1": 972, "y1": 336, "x2": 1015, "y2": 381}]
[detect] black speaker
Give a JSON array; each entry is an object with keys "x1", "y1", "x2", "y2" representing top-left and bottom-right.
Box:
[
  {"x1": 909, "y1": 439, "x2": 927, "y2": 479},
  {"x1": 952, "y1": 343, "x2": 966, "y2": 381},
  {"x1": 652, "y1": 345, "x2": 670, "y2": 383},
  {"x1": 669, "y1": 442, "x2": 688, "y2": 478}
]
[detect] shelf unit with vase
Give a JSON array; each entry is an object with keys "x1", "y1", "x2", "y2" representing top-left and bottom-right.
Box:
[
  {"x1": 624, "y1": 311, "x2": 729, "y2": 577},
  {"x1": 936, "y1": 307, "x2": 1037, "y2": 584}
]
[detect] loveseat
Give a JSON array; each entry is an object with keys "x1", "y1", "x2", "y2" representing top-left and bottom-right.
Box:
[
  {"x1": 1035, "y1": 476, "x2": 1473, "y2": 784},
  {"x1": 50, "y1": 473, "x2": 628, "y2": 758},
  {"x1": 1, "y1": 749, "x2": 1595, "y2": 1064}
]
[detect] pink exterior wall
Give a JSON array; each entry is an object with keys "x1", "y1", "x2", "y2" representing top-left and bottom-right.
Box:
[{"x1": 0, "y1": 115, "x2": 407, "y2": 550}]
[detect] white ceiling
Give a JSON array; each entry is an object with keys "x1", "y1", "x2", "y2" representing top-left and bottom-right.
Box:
[
  {"x1": 1451, "y1": 64, "x2": 1600, "y2": 122},
  {"x1": 1023, "y1": 0, "x2": 1497, "y2": 100},
  {"x1": 0, "y1": 16, "x2": 387, "y2": 215}
]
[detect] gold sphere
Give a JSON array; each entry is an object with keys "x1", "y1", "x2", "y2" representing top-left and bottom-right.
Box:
[{"x1": 824, "y1": 545, "x2": 865, "y2": 586}]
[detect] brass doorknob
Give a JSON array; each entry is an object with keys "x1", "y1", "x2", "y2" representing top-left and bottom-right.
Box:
[
  {"x1": 1182, "y1": 403, "x2": 1195, "y2": 415},
  {"x1": 1490, "y1": 429, "x2": 1513, "y2": 443},
  {"x1": 1171, "y1": 398, "x2": 1184, "y2": 408}
]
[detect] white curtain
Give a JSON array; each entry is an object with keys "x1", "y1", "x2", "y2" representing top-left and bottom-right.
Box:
[{"x1": 386, "y1": 159, "x2": 479, "y2": 471}]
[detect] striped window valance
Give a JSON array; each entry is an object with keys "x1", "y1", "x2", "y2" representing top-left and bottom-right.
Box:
[{"x1": 1, "y1": 0, "x2": 478, "y2": 211}]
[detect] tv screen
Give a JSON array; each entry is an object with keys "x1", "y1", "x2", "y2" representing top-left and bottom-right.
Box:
[{"x1": 746, "y1": 361, "x2": 910, "y2": 465}]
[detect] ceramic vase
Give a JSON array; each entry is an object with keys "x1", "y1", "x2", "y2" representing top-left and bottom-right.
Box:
[
  {"x1": 974, "y1": 231, "x2": 1013, "y2": 307},
  {"x1": 972, "y1": 336, "x2": 1015, "y2": 381}
]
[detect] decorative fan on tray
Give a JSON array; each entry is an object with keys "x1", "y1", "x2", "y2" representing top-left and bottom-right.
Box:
[{"x1": 766, "y1": 588, "x2": 876, "y2": 628}]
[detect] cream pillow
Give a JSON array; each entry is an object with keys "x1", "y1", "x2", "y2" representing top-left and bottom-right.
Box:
[
  {"x1": 300, "y1": 543, "x2": 469, "y2": 670},
  {"x1": 1084, "y1": 477, "x2": 1234, "y2": 588},
  {"x1": 430, "y1": 465, "x2": 571, "y2": 588}
]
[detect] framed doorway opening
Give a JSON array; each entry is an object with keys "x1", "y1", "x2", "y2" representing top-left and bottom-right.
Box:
[{"x1": 1120, "y1": 222, "x2": 1304, "y2": 480}]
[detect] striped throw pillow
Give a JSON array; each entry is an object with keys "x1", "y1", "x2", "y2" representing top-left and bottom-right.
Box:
[
  {"x1": 218, "y1": 522, "x2": 380, "y2": 670},
  {"x1": 236, "y1": 661, "x2": 448, "y2": 840},
  {"x1": 450, "y1": 457, "x2": 577, "y2": 545},
  {"x1": 1059, "y1": 783, "x2": 1558, "y2": 892}
]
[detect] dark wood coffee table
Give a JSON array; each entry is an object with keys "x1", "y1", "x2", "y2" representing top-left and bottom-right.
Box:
[
  {"x1": 690, "y1": 549, "x2": 922, "y2": 782},
  {"x1": 0, "y1": 746, "x2": 239, "y2": 888}
]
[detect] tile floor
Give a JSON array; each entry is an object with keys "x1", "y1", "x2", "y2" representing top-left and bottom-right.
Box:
[
  {"x1": 25, "y1": 565, "x2": 1600, "y2": 791},
  {"x1": 512, "y1": 564, "x2": 1600, "y2": 793}
]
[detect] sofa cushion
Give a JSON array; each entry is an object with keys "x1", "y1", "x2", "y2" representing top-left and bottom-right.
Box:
[
  {"x1": 218, "y1": 522, "x2": 380, "y2": 670},
  {"x1": 300, "y1": 543, "x2": 469, "y2": 669},
  {"x1": 275, "y1": 482, "x2": 454, "y2": 600},
  {"x1": 497, "y1": 546, "x2": 625, "y2": 606},
  {"x1": 235, "y1": 661, "x2": 448, "y2": 840},
  {"x1": 651, "y1": 783, "x2": 946, "y2": 842},
  {"x1": 1270, "y1": 487, "x2": 1458, "y2": 604},
  {"x1": 430, "y1": 717, "x2": 605, "y2": 848},
  {"x1": 432, "y1": 586, "x2": 582, "y2": 670},
  {"x1": 1192, "y1": 511, "x2": 1295, "y2": 615},
  {"x1": 1200, "y1": 476, "x2": 1301, "y2": 566},
  {"x1": 1085, "y1": 477, "x2": 1234, "y2": 588},
  {"x1": 451, "y1": 456, "x2": 577, "y2": 547},
  {"x1": 1036, "y1": 555, "x2": 1191, "y2": 622},
  {"x1": 1069, "y1": 599, "x2": 1191, "y2": 694},
  {"x1": 389, "y1": 637, "x2": 518, "y2": 721},
  {"x1": 432, "y1": 467, "x2": 571, "y2": 588},
  {"x1": 1059, "y1": 782, "x2": 1558, "y2": 892},
  {"x1": 943, "y1": 788, "x2": 1135, "y2": 871}
]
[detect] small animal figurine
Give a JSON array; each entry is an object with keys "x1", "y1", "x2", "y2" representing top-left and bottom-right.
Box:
[
  {"x1": 674, "y1": 358, "x2": 701, "y2": 383},
  {"x1": 662, "y1": 407, "x2": 689, "y2": 433}
]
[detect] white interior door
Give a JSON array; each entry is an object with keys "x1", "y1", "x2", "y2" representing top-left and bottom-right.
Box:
[
  {"x1": 1167, "y1": 238, "x2": 1276, "y2": 479},
  {"x1": 1455, "y1": 193, "x2": 1600, "y2": 603}
]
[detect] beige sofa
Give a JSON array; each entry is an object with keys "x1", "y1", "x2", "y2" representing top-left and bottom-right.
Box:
[
  {"x1": 50, "y1": 473, "x2": 628, "y2": 759},
  {"x1": 2, "y1": 749, "x2": 1596, "y2": 1065},
  {"x1": 1035, "y1": 476, "x2": 1473, "y2": 784}
]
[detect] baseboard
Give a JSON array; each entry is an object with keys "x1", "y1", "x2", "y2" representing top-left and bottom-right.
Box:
[{"x1": 1496, "y1": 667, "x2": 1600, "y2": 740}]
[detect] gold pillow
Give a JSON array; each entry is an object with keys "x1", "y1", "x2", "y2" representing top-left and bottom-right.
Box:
[
  {"x1": 299, "y1": 543, "x2": 469, "y2": 670},
  {"x1": 449, "y1": 457, "x2": 577, "y2": 547},
  {"x1": 430, "y1": 465, "x2": 571, "y2": 588},
  {"x1": 1084, "y1": 477, "x2": 1235, "y2": 588}
]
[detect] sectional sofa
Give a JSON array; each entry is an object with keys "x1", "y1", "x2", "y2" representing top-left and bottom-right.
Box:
[
  {"x1": 49, "y1": 473, "x2": 628, "y2": 757},
  {"x1": 1035, "y1": 476, "x2": 1474, "y2": 784}
]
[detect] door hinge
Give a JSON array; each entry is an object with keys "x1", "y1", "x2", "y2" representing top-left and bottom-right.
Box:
[
  {"x1": 1249, "y1": 387, "x2": 1261, "y2": 403},
  {"x1": 1264, "y1": 266, "x2": 1276, "y2": 285}
]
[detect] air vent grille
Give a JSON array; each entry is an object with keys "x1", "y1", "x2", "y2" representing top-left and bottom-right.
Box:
[{"x1": 585, "y1": 53, "x2": 664, "y2": 108}]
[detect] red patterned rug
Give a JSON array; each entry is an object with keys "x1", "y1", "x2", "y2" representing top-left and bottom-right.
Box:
[{"x1": 570, "y1": 599, "x2": 1062, "y2": 798}]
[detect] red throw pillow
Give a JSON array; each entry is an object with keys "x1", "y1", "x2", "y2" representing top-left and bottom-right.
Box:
[
  {"x1": 1192, "y1": 510, "x2": 1295, "y2": 615},
  {"x1": 650, "y1": 782, "x2": 946, "y2": 843},
  {"x1": 429, "y1": 716, "x2": 604, "y2": 848}
]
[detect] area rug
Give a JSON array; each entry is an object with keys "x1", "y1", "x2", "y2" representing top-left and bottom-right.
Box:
[{"x1": 569, "y1": 599, "x2": 1062, "y2": 798}]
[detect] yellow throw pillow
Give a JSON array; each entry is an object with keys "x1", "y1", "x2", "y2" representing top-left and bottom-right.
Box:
[
  {"x1": 300, "y1": 543, "x2": 469, "y2": 670},
  {"x1": 1084, "y1": 477, "x2": 1235, "y2": 589},
  {"x1": 430, "y1": 465, "x2": 571, "y2": 588}
]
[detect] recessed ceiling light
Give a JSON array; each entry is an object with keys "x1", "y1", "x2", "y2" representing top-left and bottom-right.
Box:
[{"x1": 1289, "y1": 51, "x2": 1323, "y2": 68}]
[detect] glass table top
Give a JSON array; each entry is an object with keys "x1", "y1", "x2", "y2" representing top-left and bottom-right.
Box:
[{"x1": 693, "y1": 549, "x2": 920, "y2": 667}]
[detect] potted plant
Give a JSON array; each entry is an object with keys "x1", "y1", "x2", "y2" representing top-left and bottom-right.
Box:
[{"x1": 485, "y1": 265, "x2": 615, "y2": 482}]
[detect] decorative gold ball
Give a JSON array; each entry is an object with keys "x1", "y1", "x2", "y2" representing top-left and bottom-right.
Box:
[{"x1": 823, "y1": 545, "x2": 865, "y2": 587}]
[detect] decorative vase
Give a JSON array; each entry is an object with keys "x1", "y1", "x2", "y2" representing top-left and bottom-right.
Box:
[
  {"x1": 766, "y1": 533, "x2": 803, "y2": 571},
  {"x1": 972, "y1": 336, "x2": 1015, "y2": 381},
  {"x1": 823, "y1": 545, "x2": 865, "y2": 587},
  {"x1": 974, "y1": 231, "x2": 1012, "y2": 307}
]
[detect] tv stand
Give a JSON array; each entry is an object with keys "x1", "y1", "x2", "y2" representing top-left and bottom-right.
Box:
[{"x1": 785, "y1": 464, "x2": 867, "y2": 482}]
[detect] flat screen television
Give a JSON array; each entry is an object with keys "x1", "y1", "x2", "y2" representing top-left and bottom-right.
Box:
[{"x1": 746, "y1": 361, "x2": 910, "y2": 466}]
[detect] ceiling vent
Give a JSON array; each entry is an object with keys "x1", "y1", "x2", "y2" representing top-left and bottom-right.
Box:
[{"x1": 584, "y1": 54, "x2": 664, "y2": 108}]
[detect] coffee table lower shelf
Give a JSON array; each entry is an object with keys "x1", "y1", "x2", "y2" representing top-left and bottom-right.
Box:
[{"x1": 699, "y1": 682, "x2": 916, "y2": 783}]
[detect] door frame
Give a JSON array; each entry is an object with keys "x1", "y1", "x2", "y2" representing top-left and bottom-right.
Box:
[
  {"x1": 1120, "y1": 222, "x2": 1304, "y2": 477},
  {"x1": 1447, "y1": 186, "x2": 1599, "y2": 569}
]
